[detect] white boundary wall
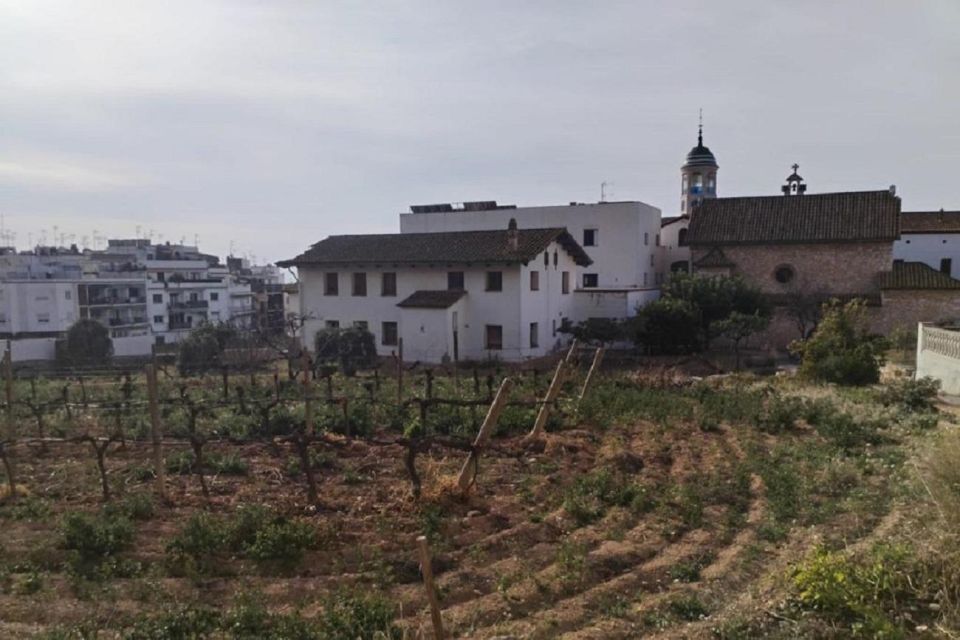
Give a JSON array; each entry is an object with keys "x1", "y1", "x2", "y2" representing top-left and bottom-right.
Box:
[{"x1": 916, "y1": 322, "x2": 960, "y2": 395}]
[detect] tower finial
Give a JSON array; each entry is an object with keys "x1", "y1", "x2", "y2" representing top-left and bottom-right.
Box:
[{"x1": 698, "y1": 108, "x2": 703, "y2": 146}]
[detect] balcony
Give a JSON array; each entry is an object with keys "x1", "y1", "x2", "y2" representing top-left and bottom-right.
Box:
[
  {"x1": 169, "y1": 300, "x2": 209, "y2": 310},
  {"x1": 84, "y1": 296, "x2": 147, "y2": 306},
  {"x1": 169, "y1": 321, "x2": 194, "y2": 330},
  {"x1": 107, "y1": 317, "x2": 148, "y2": 327}
]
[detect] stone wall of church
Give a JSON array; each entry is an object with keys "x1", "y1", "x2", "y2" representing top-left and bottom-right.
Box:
[{"x1": 692, "y1": 242, "x2": 892, "y2": 295}]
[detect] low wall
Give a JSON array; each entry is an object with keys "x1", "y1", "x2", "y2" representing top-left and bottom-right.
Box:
[
  {"x1": 113, "y1": 335, "x2": 153, "y2": 357},
  {"x1": 916, "y1": 323, "x2": 960, "y2": 395},
  {"x1": 10, "y1": 338, "x2": 57, "y2": 362}
]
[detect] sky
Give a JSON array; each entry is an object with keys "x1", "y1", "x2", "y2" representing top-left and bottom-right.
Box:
[{"x1": 1, "y1": 1, "x2": 959, "y2": 265}]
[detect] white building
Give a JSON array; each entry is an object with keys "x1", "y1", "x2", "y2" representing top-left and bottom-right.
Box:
[
  {"x1": 280, "y1": 222, "x2": 592, "y2": 363},
  {"x1": 399, "y1": 200, "x2": 661, "y2": 319},
  {"x1": 894, "y1": 211, "x2": 960, "y2": 279},
  {"x1": 659, "y1": 215, "x2": 691, "y2": 276}
]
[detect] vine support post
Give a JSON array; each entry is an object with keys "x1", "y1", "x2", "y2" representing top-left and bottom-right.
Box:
[
  {"x1": 457, "y1": 377, "x2": 512, "y2": 492},
  {"x1": 299, "y1": 350, "x2": 320, "y2": 508},
  {"x1": 221, "y1": 366, "x2": 230, "y2": 401},
  {"x1": 578, "y1": 347, "x2": 605, "y2": 406},
  {"x1": 2, "y1": 344, "x2": 16, "y2": 500},
  {"x1": 524, "y1": 358, "x2": 566, "y2": 443},
  {"x1": 302, "y1": 351, "x2": 314, "y2": 436},
  {"x1": 417, "y1": 535, "x2": 445, "y2": 640},
  {"x1": 396, "y1": 338, "x2": 404, "y2": 405},
  {"x1": 145, "y1": 364, "x2": 168, "y2": 503}
]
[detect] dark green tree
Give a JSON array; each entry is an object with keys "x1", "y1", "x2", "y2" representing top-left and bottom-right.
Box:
[
  {"x1": 628, "y1": 298, "x2": 701, "y2": 354},
  {"x1": 59, "y1": 319, "x2": 113, "y2": 366},
  {"x1": 314, "y1": 327, "x2": 377, "y2": 376},
  {"x1": 713, "y1": 311, "x2": 770, "y2": 370},
  {"x1": 662, "y1": 274, "x2": 770, "y2": 347},
  {"x1": 178, "y1": 323, "x2": 237, "y2": 375},
  {"x1": 790, "y1": 299, "x2": 888, "y2": 385},
  {"x1": 559, "y1": 318, "x2": 624, "y2": 345}
]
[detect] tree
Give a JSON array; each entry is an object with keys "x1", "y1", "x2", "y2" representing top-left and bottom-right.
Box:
[
  {"x1": 628, "y1": 298, "x2": 701, "y2": 354},
  {"x1": 790, "y1": 299, "x2": 889, "y2": 385},
  {"x1": 559, "y1": 318, "x2": 624, "y2": 345},
  {"x1": 661, "y1": 274, "x2": 770, "y2": 347},
  {"x1": 713, "y1": 311, "x2": 770, "y2": 370},
  {"x1": 782, "y1": 280, "x2": 830, "y2": 340},
  {"x1": 314, "y1": 327, "x2": 378, "y2": 376},
  {"x1": 59, "y1": 319, "x2": 113, "y2": 366},
  {"x1": 177, "y1": 323, "x2": 237, "y2": 375}
]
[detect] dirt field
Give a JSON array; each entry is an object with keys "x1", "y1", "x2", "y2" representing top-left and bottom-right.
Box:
[{"x1": 0, "y1": 366, "x2": 950, "y2": 638}]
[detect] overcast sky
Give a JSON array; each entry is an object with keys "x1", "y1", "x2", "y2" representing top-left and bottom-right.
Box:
[{"x1": 2, "y1": 1, "x2": 958, "y2": 264}]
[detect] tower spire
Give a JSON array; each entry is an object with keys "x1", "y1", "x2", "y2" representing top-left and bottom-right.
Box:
[{"x1": 698, "y1": 108, "x2": 703, "y2": 146}]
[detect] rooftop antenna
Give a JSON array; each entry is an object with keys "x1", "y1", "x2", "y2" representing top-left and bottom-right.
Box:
[
  {"x1": 600, "y1": 181, "x2": 614, "y2": 203},
  {"x1": 193, "y1": 234, "x2": 199, "y2": 247}
]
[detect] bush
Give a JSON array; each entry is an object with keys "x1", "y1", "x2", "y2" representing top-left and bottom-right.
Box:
[
  {"x1": 177, "y1": 323, "x2": 236, "y2": 375},
  {"x1": 629, "y1": 297, "x2": 702, "y2": 354},
  {"x1": 245, "y1": 520, "x2": 316, "y2": 565},
  {"x1": 314, "y1": 327, "x2": 378, "y2": 376},
  {"x1": 61, "y1": 511, "x2": 134, "y2": 561},
  {"x1": 876, "y1": 377, "x2": 940, "y2": 412},
  {"x1": 563, "y1": 469, "x2": 652, "y2": 526},
  {"x1": 559, "y1": 317, "x2": 624, "y2": 345},
  {"x1": 661, "y1": 273, "x2": 771, "y2": 347},
  {"x1": 791, "y1": 300, "x2": 888, "y2": 385},
  {"x1": 317, "y1": 590, "x2": 402, "y2": 640},
  {"x1": 58, "y1": 319, "x2": 113, "y2": 367}
]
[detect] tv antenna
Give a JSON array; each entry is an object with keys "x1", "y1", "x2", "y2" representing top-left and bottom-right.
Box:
[{"x1": 600, "y1": 181, "x2": 614, "y2": 203}]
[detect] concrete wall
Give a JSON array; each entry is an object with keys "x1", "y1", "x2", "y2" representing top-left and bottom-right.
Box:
[
  {"x1": 399, "y1": 201, "x2": 662, "y2": 291},
  {"x1": 113, "y1": 335, "x2": 154, "y2": 357},
  {"x1": 0, "y1": 281, "x2": 79, "y2": 335},
  {"x1": 917, "y1": 324, "x2": 960, "y2": 395},
  {"x1": 10, "y1": 338, "x2": 57, "y2": 362},
  {"x1": 894, "y1": 233, "x2": 960, "y2": 278}
]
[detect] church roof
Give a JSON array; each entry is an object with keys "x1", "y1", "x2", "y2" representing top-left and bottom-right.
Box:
[
  {"x1": 879, "y1": 261, "x2": 960, "y2": 290},
  {"x1": 687, "y1": 190, "x2": 900, "y2": 246},
  {"x1": 900, "y1": 211, "x2": 960, "y2": 234}
]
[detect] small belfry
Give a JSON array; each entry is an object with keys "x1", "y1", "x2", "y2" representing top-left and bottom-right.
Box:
[
  {"x1": 680, "y1": 110, "x2": 718, "y2": 215},
  {"x1": 782, "y1": 163, "x2": 807, "y2": 196}
]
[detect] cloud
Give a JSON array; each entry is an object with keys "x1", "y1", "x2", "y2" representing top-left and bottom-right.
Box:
[{"x1": 0, "y1": 152, "x2": 151, "y2": 192}]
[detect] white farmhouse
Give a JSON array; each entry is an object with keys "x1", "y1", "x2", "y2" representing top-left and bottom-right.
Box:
[
  {"x1": 399, "y1": 200, "x2": 661, "y2": 320},
  {"x1": 280, "y1": 221, "x2": 592, "y2": 363},
  {"x1": 893, "y1": 210, "x2": 960, "y2": 279}
]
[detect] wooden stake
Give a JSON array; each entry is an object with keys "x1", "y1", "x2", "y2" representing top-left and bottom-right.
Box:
[
  {"x1": 457, "y1": 378, "x2": 512, "y2": 492},
  {"x1": 565, "y1": 338, "x2": 579, "y2": 364},
  {"x1": 302, "y1": 351, "x2": 314, "y2": 436},
  {"x1": 578, "y1": 347, "x2": 605, "y2": 404},
  {"x1": 145, "y1": 364, "x2": 168, "y2": 503},
  {"x1": 397, "y1": 338, "x2": 404, "y2": 404},
  {"x1": 417, "y1": 535, "x2": 445, "y2": 640},
  {"x1": 2, "y1": 346, "x2": 16, "y2": 499},
  {"x1": 524, "y1": 358, "x2": 565, "y2": 443}
]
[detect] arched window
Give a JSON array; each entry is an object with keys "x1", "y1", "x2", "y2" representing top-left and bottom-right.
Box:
[
  {"x1": 678, "y1": 228, "x2": 688, "y2": 247},
  {"x1": 682, "y1": 175, "x2": 689, "y2": 192}
]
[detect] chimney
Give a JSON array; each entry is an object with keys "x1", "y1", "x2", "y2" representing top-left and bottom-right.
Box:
[
  {"x1": 889, "y1": 184, "x2": 897, "y2": 197},
  {"x1": 507, "y1": 218, "x2": 519, "y2": 250}
]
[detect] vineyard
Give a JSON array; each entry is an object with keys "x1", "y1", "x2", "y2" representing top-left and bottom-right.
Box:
[{"x1": 0, "y1": 347, "x2": 955, "y2": 638}]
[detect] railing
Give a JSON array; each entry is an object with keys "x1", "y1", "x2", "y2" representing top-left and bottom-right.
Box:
[
  {"x1": 84, "y1": 296, "x2": 147, "y2": 306},
  {"x1": 168, "y1": 300, "x2": 209, "y2": 310},
  {"x1": 107, "y1": 317, "x2": 148, "y2": 327},
  {"x1": 919, "y1": 324, "x2": 960, "y2": 360}
]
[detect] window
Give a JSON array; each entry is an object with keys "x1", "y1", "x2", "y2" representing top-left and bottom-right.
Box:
[
  {"x1": 157, "y1": 272, "x2": 165, "y2": 282},
  {"x1": 381, "y1": 321, "x2": 398, "y2": 346},
  {"x1": 352, "y1": 272, "x2": 367, "y2": 296},
  {"x1": 65, "y1": 290, "x2": 72, "y2": 300},
  {"x1": 325, "y1": 320, "x2": 340, "y2": 329},
  {"x1": 643, "y1": 272, "x2": 648, "y2": 286},
  {"x1": 552, "y1": 319, "x2": 557, "y2": 337},
  {"x1": 529, "y1": 322, "x2": 539, "y2": 348},
  {"x1": 381, "y1": 272, "x2": 397, "y2": 296},
  {"x1": 447, "y1": 271, "x2": 464, "y2": 290},
  {"x1": 650, "y1": 254, "x2": 655, "y2": 267},
  {"x1": 210, "y1": 292, "x2": 219, "y2": 301},
  {"x1": 324, "y1": 273, "x2": 339, "y2": 296},
  {"x1": 644, "y1": 232, "x2": 649, "y2": 246},
  {"x1": 544, "y1": 251, "x2": 549, "y2": 267},
  {"x1": 583, "y1": 273, "x2": 598, "y2": 288},
  {"x1": 190, "y1": 292, "x2": 199, "y2": 302},
  {"x1": 128, "y1": 287, "x2": 138, "y2": 298},
  {"x1": 682, "y1": 175, "x2": 689, "y2": 192},
  {"x1": 152, "y1": 294, "x2": 163, "y2": 303},
  {"x1": 485, "y1": 325, "x2": 503, "y2": 350},
  {"x1": 678, "y1": 228, "x2": 688, "y2": 247},
  {"x1": 656, "y1": 233, "x2": 660, "y2": 247},
  {"x1": 553, "y1": 251, "x2": 558, "y2": 267},
  {"x1": 37, "y1": 313, "x2": 50, "y2": 324},
  {"x1": 530, "y1": 270, "x2": 540, "y2": 291},
  {"x1": 153, "y1": 315, "x2": 164, "y2": 323},
  {"x1": 583, "y1": 229, "x2": 597, "y2": 247},
  {"x1": 681, "y1": 200, "x2": 686, "y2": 212},
  {"x1": 562, "y1": 271, "x2": 570, "y2": 294},
  {"x1": 354, "y1": 320, "x2": 368, "y2": 330},
  {"x1": 485, "y1": 271, "x2": 502, "y2": 292},
  {"x1": 155, "y1": 336, "x2": 165, "y2": 346},
  {"x1": 774, "y1": 265, "x2": 796, "y2": 284},
  {"x1": 941, "y1": 258, "x2": 953, "y2": 275}
]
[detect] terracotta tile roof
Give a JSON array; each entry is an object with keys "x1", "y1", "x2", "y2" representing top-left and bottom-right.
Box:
[
  {"x1": 900, "y1": 211, "x2": 960, "y2": 233},
  {"x1": 879, "y1": 261, "x2": 960, "y2": 290},
  {"x1": 687, "y1": 191, "x2": 900, "y2": 245},
  {"x1": 694, "y1": 246, "x2": 735, "y2": 268},
  {"x1": 278, "y1": 228, "x2": 592, "y2": 268},
  {"x1": 397, "y1": 290, "x2": 466, "y2": 309}
]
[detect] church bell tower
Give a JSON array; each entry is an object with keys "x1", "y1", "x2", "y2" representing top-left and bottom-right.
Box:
[{"x1": 680, "y1": 113, "x2": 719, "y2": 215}]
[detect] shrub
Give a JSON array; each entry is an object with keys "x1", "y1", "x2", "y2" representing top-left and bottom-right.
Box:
[
  {"x1": 61, "y1": 511, "x2": 134, "y2": 562},
  {"x1": 245, "y1": 520, "x2": 316, "y2": 565},
  {"x1": 166, "y1": 512, "x2": 228, "y2": 574},
  {"x1": 314, "y1": 327, "x2": 378, "y2": 376},
  {"x1": 661, "y1": 273, "x2": 771, "y2": 347},
  {"x1": 317, "y1": 589, "x2": 402, "y2": 640},
  {"x1": 177, "y1": 322, "x2": 236, "y2": 376},
  {"x1": 559, "y1": 317, "x2": 624, "y2": 345},
  {"x1": 876, "y1": 377, "x2": 940, "y2": 412},
  {"x1": 563, "y1": 469, "x2": 652, "y2": 526},
  {"x1": 628, "y1": 297, "x2": 701, "y2": 354},
  {"x1": 58, "y1": 319, "x2": 113, "y2": 367},
  {"x1": 757, "y1": 395, "x2": 805, "y2": 434},
  {"x1": 791, "y1": 299, "x2": 888, "y2": 385}
]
